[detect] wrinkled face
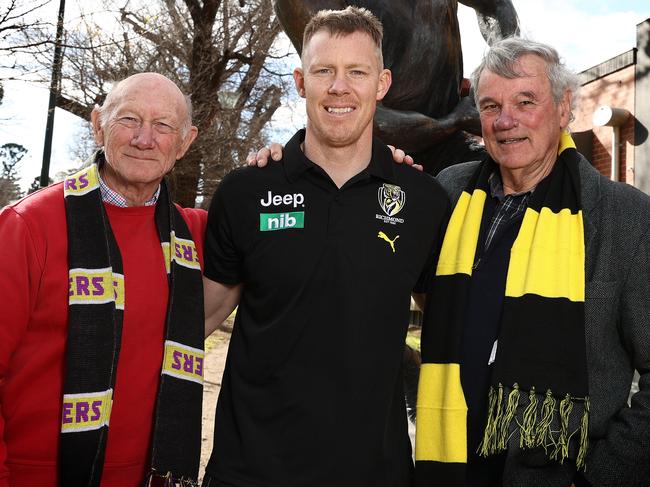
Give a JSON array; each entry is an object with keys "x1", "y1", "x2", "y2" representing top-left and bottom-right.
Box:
[
  {"x1": 293, "y1": 29, "x2": 391, "y2": 150},
  {"x1": 91, "y1": 74, "x2": 197, "y2": 193},
  {"x1": 477, "y1": 54, "x2": 571, "y2": 178}
]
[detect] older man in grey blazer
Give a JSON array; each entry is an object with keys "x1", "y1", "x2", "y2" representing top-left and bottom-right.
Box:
[{"x1": 414, "y1": 37, "x2": 650, "y2": 487}]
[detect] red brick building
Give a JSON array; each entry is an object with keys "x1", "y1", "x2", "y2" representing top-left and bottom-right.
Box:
[{"x1": 572, "y1": 18, "x2": 650, "y2": 192}]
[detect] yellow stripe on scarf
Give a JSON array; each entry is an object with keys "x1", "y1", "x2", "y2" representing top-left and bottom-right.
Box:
[
  {"x1": 559, "y1": 129, "x2": 576, "y2": 153},
  {"x1": 415, "y1": 363, "x2": 468, "y2": 463},
  {"x1": 436, "y1": 189, "x2": 486, "y2": 276},
  {"x1": 506, "y1": 207, "x2": 585, "y2": 301}
]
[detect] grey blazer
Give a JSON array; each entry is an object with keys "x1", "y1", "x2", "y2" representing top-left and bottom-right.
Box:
[{"x1": 437, "y1": 155, "x2": 650, "y2": 487}]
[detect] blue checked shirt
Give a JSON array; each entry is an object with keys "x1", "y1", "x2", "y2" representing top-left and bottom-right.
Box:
[
  {"x1": 483, "y1": 172, "x2": 531, "y2": 251},
  {"x1": 98, "y1": 171, "x2": 160, "y2": 207}
]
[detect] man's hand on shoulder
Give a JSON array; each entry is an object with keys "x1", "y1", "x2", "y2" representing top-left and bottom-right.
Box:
[
  {"x1": 245, "y1": 142, "x2": 423, "y2": 172},
  {"x1": 386, "y1": 145, "x2": 422, "y2": 171},
  {"x1": 246, "y1": 143, "x2": 284, "y2": 167}
]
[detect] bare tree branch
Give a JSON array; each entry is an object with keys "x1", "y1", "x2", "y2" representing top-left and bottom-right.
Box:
[
  {"x1": 0, "y1": 0, "x2": 53, "y2": 56},
  {"x1": 15, "y1": 0, "x2": 293, "y2": 207}
]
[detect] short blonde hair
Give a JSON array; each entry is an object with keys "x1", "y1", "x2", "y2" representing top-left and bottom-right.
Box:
[{"x1": 303, "y1": 6, "x2": 384, "y2": 65}]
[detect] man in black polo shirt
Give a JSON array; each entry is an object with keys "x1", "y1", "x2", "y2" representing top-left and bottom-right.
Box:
[{"x1": 201, "y1": 7, "x2": 449, "y2": 487}]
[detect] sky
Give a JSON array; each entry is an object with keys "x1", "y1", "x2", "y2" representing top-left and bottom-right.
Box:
[{"x1": 0, "y1": 0, "x2": 649, "y2": 191}]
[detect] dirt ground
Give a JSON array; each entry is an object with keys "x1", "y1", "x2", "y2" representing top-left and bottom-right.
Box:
[{"x1": 199, "y1": 328, "x2": 232, "y2": 482}]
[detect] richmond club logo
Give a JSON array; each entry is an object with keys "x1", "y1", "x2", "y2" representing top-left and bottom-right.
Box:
[{"x1": 378, "y1": 183, "x2": 406, "y2": 217}]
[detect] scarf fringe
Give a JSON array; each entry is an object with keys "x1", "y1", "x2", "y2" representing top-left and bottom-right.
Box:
[
  {"x1": 143, "y1": 470, "x2": 199, "y2": 487},
  {"x1": 478, "y1": 384, "x2": 589, "y2": 470},
  {"x1": 478, "y1": 383, "x2": 501, "y2": 456},
  {"x1": 576, "y1": 396, "x2": 590, "y2": 469},
  {"x1": 551, "y1": 394, "x2": 574, "y2": 463},
  {"x1": 497, "y1": 383, "x2": 520, "y2": 450},
  {"x1": 519, "y1": 386, "x2": 538, "y2": 449}
]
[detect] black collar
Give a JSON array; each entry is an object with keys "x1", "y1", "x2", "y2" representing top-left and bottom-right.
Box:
[{"x1": 283, "y1": 129, "x2": 398, "y2": 184}]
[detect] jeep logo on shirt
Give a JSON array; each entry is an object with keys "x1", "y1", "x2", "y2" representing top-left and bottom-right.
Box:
[{"x1": 260, "y1": 190, "x2": 305, "y2": 208}]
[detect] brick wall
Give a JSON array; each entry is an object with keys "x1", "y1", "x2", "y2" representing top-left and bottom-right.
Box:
[{"x1": 572, "y1": 65, "x2": 636, "y2": 183}]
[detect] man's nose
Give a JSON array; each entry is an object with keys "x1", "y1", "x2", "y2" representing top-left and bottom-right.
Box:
[
  {"x1": 494, "y1": 109, "x2": 517, "y2": 131},
  {"x1": 328, "y1": 75, "x2": 350, "y2": 95},
  {"x1": 131, "y1": 123, "x2": 155, "y2": 149}
]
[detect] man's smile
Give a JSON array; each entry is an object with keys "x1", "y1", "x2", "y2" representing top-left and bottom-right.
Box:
[
  {"x1": 325, "y1": 105, "x2": 355, "y2": 114},
  {"x1": 498, "y1": 136, "x2": 528, "y2": 145}
]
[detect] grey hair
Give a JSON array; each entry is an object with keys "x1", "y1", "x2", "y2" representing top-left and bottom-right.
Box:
[
  {"x1": 471, "y1": 37, "x2": 580, "y2": 115},
  {"x1": 96, "y1": 79, "x2": 194, "y2": 137}
]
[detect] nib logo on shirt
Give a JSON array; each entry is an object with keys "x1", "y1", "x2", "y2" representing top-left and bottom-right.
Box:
[
  {"x1": 259, "y1": 190, "x2": 306, "y2": 231},
  {"x1": 260, "y1": 211, "x2": 304, "y2": 231}
]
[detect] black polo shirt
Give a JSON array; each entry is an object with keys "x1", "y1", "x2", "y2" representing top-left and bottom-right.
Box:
[{"x1": 203, "y1": 130, "x2": 450, "y2": 487}]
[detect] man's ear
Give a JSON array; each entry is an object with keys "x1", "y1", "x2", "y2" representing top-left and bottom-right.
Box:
[
  {"x1": 176, "y1": 126, "x2": 199, "y2": 160},
  {"x1": 559, "y1": 90, "x2": 572, "y2": 129},
  {"x1": 376, "y1": 69, "x2": 392, "y2": 102},
  {"x1": 293, "y1": 67, "x2": 306, "y2": 98},
  {"x1": 90, "y1": 106, "x2": 104, "y2": 146}
]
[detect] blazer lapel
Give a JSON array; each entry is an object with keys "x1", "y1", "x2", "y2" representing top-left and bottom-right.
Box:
[{"x1": 578, "y1": 155, "x2": 602, "y2": 270}]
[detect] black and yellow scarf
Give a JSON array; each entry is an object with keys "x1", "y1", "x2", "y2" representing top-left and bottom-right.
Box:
[
  {"x1": 61, "y1": 157, "x2": 204, "y2": 487},
  {"x1": 415, "y1": 132, "x2": 589, "y2": 485}
]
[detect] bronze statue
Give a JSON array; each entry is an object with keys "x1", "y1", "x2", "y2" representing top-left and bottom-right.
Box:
[{"x1": 274, "y1": 0, "x2": 519, "y2": 173}]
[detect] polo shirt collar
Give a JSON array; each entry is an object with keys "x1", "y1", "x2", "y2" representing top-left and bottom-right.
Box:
[
  {"x1": 365, "y1": 135, "x2": 398, "y2": 183},
  {"x1": 283, "y1": 130, "x2": 313, "y2": 183},
  {"x1": 283, "y1": 129, "x2": 398, "y2": 184}
]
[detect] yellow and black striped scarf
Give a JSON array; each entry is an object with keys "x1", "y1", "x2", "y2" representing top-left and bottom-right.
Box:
[{"x1": 415, "y1": 132, "x2": 589, "y2": 485}]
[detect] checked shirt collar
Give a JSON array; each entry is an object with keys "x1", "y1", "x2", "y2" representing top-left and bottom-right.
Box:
[
  {"x1": 483, "y1": 170, "x2": 532, "y2": 251},
  {"x1": 98, "y1": 170, "x2": 160, "y2": 207}
]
